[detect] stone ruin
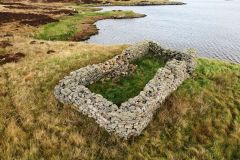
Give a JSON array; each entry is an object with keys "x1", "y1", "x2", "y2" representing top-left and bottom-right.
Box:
[{"x1": 54, "y1": 41, "x2": 197, "y2": 139}]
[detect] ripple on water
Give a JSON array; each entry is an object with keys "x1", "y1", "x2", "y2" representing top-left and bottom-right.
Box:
[{"x1": 87, "y1": 0, "x2": 240, "y2": 63}]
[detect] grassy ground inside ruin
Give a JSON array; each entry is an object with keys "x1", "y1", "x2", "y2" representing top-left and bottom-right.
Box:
[
  {"x1": 88, "y1": 55, "x2": 165, "y2": 105},
  {"x1": 0, "y1": 39, "x2": 240, "y2": 159},
  {"x1": 34, "y1": 7, "x2": 145, "y2": 41}
]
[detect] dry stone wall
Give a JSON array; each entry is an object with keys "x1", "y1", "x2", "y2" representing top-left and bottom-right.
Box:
[{"x1": 54, "y1": 41, "x2": 196, "y2": 139}]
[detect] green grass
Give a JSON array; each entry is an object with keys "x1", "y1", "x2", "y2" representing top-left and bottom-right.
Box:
[
  {"x1": 1, "y1": 41, "x2": 240, "y2": 160},
  {"x1": 88, "y1": 55, "x2": 165, "y2": 105},
  {"x1": 34, "y1": 8, "x2": 144, "y2": 41}
]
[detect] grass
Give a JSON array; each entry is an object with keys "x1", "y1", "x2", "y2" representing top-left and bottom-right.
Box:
[
  {"x1": 2, "y1": 1, "x2": 239, "y2": 159},
  {"x1": 0, "y1": 38, "x2": 240, "y2": 159},
  {"x1": 0, "y1": 48, "x2": 7, "y2": 55},
  {"x1": 0, "y1": 3, "x2": 239, "y2": 159},
  {"x1": 34, "y1": 7, "x2": 145, "y2": 41},
  {"x1": 88, "y1": 55, "x2": 165, "y2": 105}
]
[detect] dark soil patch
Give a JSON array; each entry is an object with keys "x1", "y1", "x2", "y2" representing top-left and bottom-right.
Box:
[
  {"x1": 47, "y1": 50, "x2": 55, "y2": 54},
  {"x1": 0, "y1": 52, "x2": 25, "y2": 65},
  {"x1": 0, "y1": 0, "x2": 105, "y2": 4},
  {"x1": 45, "y1": 9, "x2": 78, "y2": 15},
  {"x1": 0, "y1": 41, "x2": 13, "y2": 48},
  {"x1": 29, "y1": 0, "x2": 81, "y2": 2},
  {"x1": 2, "y1": 4, "x2": 71, "y2": 11},
  {"x1": 0, "y1": 12, "x2": 58, "y2": 26},
  {"x1": 20, "y1": 18, "x2": 58, "y2": 26},
  {"x1": 0, "y1": 92, "x2": 7, "y2": 97},
  {"x1": 3, "y1": 5, "x2": 38, "y2": 10},
  {"x1": 69, "y1": 43, "x2": 75, "y2": 47},
  {"x1": 3, "y1": 33, "x2": 14, "y2": 37},
  {"x1": 71, "y1": 23, "x2": 98, "y2": 41},
  {"x1": 0, "y1": 2, "x2": 26, "y2": 5},
  {"x1": 82, "y1": 0, "x2": 103, "y2": 4},
  {"x1": 30, "y1": 41, "x2": 37, "y2": 44}
]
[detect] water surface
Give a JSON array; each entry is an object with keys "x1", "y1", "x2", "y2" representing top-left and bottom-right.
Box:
[{"x1": 87, "y1": 0, "x2": 240, "y2": 63}]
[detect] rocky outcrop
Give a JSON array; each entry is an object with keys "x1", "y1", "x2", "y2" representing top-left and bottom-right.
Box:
[{"x1": 54, "y1": 41, "x2": 196, "y2": 139}]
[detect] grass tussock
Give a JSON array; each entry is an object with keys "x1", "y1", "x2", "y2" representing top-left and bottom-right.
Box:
[
  {"x1": 0, "y1": 39, "x2": 239, "y2": 159},
  {"x1": 88, "y1": 55, "x2": 165, "y2": 105}
]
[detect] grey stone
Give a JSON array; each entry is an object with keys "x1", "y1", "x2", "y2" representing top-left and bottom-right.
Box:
[{"x1": 54, "y1": 41, "x2": 197, "y2": 139}]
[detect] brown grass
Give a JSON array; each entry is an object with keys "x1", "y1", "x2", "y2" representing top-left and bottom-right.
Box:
[
  {"x1": 0, "y1": 34, "x2": 240, "y2": 159},
  {"x1": 0, "y1": 2, "x2": 78, "y2": 37},
  {"x1": 0, "y1": 35, "x2": 128, "y2": 159}
]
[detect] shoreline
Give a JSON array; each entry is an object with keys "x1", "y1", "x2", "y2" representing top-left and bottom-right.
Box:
[
  {"x1": 0, "y1": 1, "x2": 185, "y2": 42},
  {"x1": 70, "y1": 13, "x2": 146, "y2": 41},
  {"x1": 90, "y1": 1, "x2": 185, "y2": 7},
  {"x1": 34, "y1": 10, "x2": 146, "y2": 41},
  {"x1": 34, "y1": 1, "x2": 186, "y2": 41},
  {"x1": 108, "y1": 2, "x2": 185, "y2": 6}
]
